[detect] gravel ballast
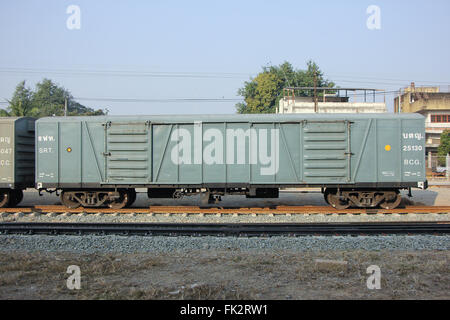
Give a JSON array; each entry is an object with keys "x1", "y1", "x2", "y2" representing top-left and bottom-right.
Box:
[{"x1": 1, "y1": 234, "x2": 449, "y2": 254}]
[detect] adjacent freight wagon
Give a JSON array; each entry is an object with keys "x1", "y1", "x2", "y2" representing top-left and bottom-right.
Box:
[
  {"x1": 35, "y1": 113, "x2": 427, "y2": 209},
  {"x1": 0, "y1": 117, "x2": 36, "y2": 207}
]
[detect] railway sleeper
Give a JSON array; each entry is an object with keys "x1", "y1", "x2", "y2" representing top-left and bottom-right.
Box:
[{"x1": 324, "y1": 188, "x2": 401, "y2": 210}]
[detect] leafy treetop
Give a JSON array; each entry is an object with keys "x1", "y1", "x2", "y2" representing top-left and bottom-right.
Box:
[
  {"x1": 0, "y1": 79, "x2": 106, "y2": 118},
  {"x1": 236, "y1": 61, "x2": 335, "y2": 114}
]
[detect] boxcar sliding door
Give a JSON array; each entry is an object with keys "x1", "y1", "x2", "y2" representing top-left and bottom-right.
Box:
[
  {"x1": 302, "y1": 120, "x2": 352, "y2": 184},
  {"x1": 104, "y1": 121, "x2": 150, "y2": 184}
]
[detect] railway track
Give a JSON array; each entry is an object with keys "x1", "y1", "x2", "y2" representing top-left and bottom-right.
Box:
[
  {"x1": 1, "y1": 205, "x2": 450, "y2": 215},
  {"x1": 0, "y1": 221, "x2": 449, "y2": 237}
]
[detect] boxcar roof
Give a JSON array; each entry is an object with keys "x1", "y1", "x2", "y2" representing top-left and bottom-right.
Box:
[
  {"x1": 0, "y1": 117, "x2": 35, "y2": 122},
  {"x1": 36, "y1": 113, "x2": 424, "y2": 123}
]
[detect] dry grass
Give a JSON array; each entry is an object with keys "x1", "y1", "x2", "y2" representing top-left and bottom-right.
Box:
[{"x1": 0, "y1": 250, "x2": 448, "y2": 300}]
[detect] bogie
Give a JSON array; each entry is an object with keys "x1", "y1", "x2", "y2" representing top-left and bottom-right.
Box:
[
  {"x1": 323, "y1": 188, "x2": 402, "y2": 210},
  {"x1": 60, "y1": 189, "x2": 132, "y2": 209}
]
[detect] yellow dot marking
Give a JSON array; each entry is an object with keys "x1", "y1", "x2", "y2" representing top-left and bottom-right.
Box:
[
  {"x1": 385, "y1": 145, "x2": 391, "y2": 151},
  {"x1": 67, "y1": 147, "x2": 72, "y2": 153}
]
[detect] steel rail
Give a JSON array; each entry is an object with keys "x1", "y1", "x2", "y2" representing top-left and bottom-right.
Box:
[
  {"x1": 0, "y1": 222, "x2": 449, "y2": 237},
  {"x1": 1, "y1": 205, "x2": 450, "y2": 215}
]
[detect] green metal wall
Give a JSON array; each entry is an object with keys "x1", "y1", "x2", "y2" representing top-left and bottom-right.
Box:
[
  {"x1": 35, "y1": 114, "x2": 426, "y2": 189},
  {"x1": 0, "y1": 117, "x2": 35, "y2": 189}
]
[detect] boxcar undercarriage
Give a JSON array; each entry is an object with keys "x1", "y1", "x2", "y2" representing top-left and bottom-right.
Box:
[{"x1": 48, "y1": 186, "x2": 408, "y2": 210}]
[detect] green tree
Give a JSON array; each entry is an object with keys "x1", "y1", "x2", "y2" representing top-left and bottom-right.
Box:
[
  {"x1": 437, "y1": 130, "x2": 450, "y2": 166},
  {"x1": 237, "y1": 72, "x2": 283, "y2": 114},
  {"x1": 31, "y1": 78, "x2": 105, "y2": 117},
  {"x1": 1, "y1": 81, "x2": 36, "y2": 116},
  {"x1": 0, "y1": 78, "x2": 105, "y2": 118},
  {"x1": 31, "y1": 79, "x2": 67, "y2": 117},
  {"x1": 236, "y1": 60, "x2": 335, "y2": 114}
]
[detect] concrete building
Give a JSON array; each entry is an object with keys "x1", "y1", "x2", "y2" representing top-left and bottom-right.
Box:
[
  {"x1": 278, "y1": 87, "x2": 387, "y2": 114},
  {"x1": 394, "y1": 83, "x2": 450, "y2": 155}
]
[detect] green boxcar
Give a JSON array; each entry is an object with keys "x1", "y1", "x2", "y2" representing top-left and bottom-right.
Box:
[
  {"x1": 0, "y1": 117, "x2": 35, "y2": 207},
  {"x1": 36, "y1": 113, "x2": 427, "y2": 209}
]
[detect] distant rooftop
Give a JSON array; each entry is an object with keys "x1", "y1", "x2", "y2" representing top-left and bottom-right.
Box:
[
  {"x1": 283, "y1": 87, "x2": 386, "y2": 103},
  {"x1": 395, "y1": 83, "x2": 450, "y2": 113},
  {"x1": 401, "y1": 83, "x2": 450, "y2": 94},
  {"x1": 279, "y1": 87, "x2": 387, "y2": 114}
]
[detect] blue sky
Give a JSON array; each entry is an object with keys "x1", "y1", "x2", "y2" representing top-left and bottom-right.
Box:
[{"x1": 0, "y1": 0, "x2": 449, "y2": 114}]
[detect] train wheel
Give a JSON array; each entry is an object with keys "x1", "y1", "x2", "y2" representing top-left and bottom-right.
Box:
[
  {"x1": 326, "y1": 190, "x2": 351, "y2": 210},
  {"x1": 200, "y1": 192, "x2": 215, "y2": 205},
  {"x1": 126, "y1": 189, "x2": 136, "y2": 207},
  {"x1": 379, "y1": 191, "x2": 401, "y2": 210},
  {"x1": 14, "y1": 190, "x2": 23, "y2": 204},
  {"x1": 61, "y1": 191, "x2": 81, "y2": 209},
  {"x1": 0, "y1": 191, "x2": 10, "y2": 208},
  {"x1": 8, "y1": 190, "x2": 23, "y2": 207},
  {"x1": 108, "y1": 190, "x2": 129, "y2": 209},
  {"x1": 323, "y1": 190, "x2": 330, "y2": 205}
]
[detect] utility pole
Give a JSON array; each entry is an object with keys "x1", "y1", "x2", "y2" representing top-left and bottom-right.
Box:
[
  {"x1": 313, "y1": 70, "x2": 318, "y2": 113},
  {"x1": 396, "y1": 89, "x2": 402, "y2": 113},
  {"x1": 64, "y1": 98, "x2": 67, "y2": 117},
  {"x1": 447, "y1": 154, "x2": 450, "y2": 181}
]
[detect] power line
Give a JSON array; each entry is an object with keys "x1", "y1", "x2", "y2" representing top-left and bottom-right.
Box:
[
  {"x1": 76, "y1": 91, "x2": 400, "y2": 103},
  {"x1": 333, "y1": 79, "x2": 408, "y2": 86},
  {"x1": 0, "y1": 90, "x2": 416, "y2": 106},
  {"x1": 1, "y1": 67, "x2": 448, "y2": 86},
  {"x1": 328, "y1": 74, "x2": 450, "y2": 85},
  {"x1": 74, "y1": 97, "x2": 242, "y2": 103},
  {"x1": 0, "y1": 67, "x2": 253, "y2": 79},
  {"x1": 0, "y1": 97, "x2": 242, "y2": 105},
  {"x1": 333, "y1": 79, "x2": 449, "y2": 88},
  {"x1": 0, "y1": 66, "x2": 252, "y2": 76}
]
